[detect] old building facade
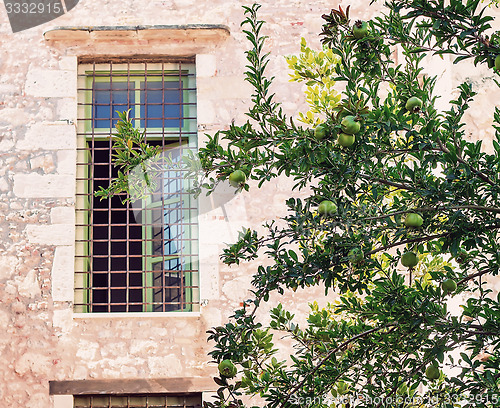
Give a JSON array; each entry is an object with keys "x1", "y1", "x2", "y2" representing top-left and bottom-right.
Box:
[{"x1": 1, "y1": 0, "x2": 500, "y2": 407}]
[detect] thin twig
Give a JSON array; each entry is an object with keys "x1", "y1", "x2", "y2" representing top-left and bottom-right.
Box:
[
  {"x1": 436, "y1": 136, "x2": 496, "y2": 187},
  {"x1": 362, "y1": 204, "x2": 500, "y2": 222},
  {"x1": 281, "y1": 323, "x2": 398, "y2": 407}
]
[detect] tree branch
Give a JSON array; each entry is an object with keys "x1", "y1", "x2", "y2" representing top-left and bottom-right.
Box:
[
  {"x1": 436, "y1": 136, "x2": 496, "y2": 187},
  {"x1": 366, "y1": 231, "x2": 451, "y2": 256},
  {"x1": 362, "y1": 204, "x2": 500, "y2": 223},
  {"x1": 281, "y1": 323, "x2": 398, "y2": 408},
  {"x1": 458, "y1": 269, "x2": 493, "y2": 286},
  {"x1": 359, "y1": 173, "x2": 414, "y2": 190}
]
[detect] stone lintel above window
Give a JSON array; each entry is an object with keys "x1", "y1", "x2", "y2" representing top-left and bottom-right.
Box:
[{"x1": 43, "y1": 25, "x2": 230, "y2": 56}]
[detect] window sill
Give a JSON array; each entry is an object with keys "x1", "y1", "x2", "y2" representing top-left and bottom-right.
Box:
[{"x1": 73, "y1": 311, "x2": 201, "y2": 319}]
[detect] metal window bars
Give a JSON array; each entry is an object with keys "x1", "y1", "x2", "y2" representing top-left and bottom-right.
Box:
[
  {"x1": 75, "y1": 58, "x2": 199, "y2": 313},
  {"x1": 73, "y1": 393, "x2": 202, "y2": 408}
]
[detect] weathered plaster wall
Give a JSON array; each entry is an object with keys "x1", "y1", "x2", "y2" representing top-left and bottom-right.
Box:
[
  {"x1": 0, "y1": 1, "x2": 500, "y2": 407},
  {"x1": 0, "y1": 2, "x2": 343, "y2": 407}
]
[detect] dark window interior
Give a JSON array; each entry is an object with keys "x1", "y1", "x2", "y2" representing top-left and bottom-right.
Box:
[
  {"x1": 89, "y1": 140, "x2": 187, "y2": 313},
  {"x1": 90, "y1": 140, "x2": 144, "y2": 312}
]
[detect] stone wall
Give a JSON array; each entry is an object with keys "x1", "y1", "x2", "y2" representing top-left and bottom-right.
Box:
[{"x1": 0, "y1": 1, "x2": 500, "y2": 407}]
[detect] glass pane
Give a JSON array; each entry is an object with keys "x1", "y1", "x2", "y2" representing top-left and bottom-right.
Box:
[
  {"x1": 163, "y1": 147, "x2": 183, "y2": 268},
  {"x1": 140, "y1": 80, "x2": 183, "y2": 128},
  {"x1": 164, "y1": 206, "x2": 182, "y2": 268},
  {"x1": 93, "y1": 81, "x2": 134, "y2": 129}
]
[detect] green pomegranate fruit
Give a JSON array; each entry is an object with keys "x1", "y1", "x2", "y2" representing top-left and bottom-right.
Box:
[
  {"x1": 218, "y1": 359, "x2": 237, "y2": 378},
  {"x1": 404, "y1": 213, "x2": 423, "y2": 228},
  {"x1": 405, "y1": 96, "x2": 423, "y2": 113},
  {"x1": 425, "y1": 365, "x2": 440, "y2": 380},
  {"x1": 338, "y1": 133, "x2": 355, "y2": 147},
  {"x1": 340, "y1": 115, "x2": 361, "y2": 135},
  {"x1": 318, "y1": 200, "x2": 337, "y2": 216},
  {"x1": 495, "y1": 55, "x2": 500, "y2": 71},
  {"x1": 442, "y1": 279, "x2": 457, "y2": 295},
  {"x1": 348, "y1": 248, "x2": 364, "y2": 264},
  {"x1": 228, "y1": 170, "x2": 246, "y2": 188},
  {"x1": 401, "y1": 252, "x2": 418, "y2": 268},
  {"x1": 352, "y1": 20, "x2": 368, "y2": 39},
  {"x1": 314, "y1": 124, "x2": 329, "y2": 140}
]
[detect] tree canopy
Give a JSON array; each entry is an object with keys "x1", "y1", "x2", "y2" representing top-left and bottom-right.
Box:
[
  {"x1": 200, "y1": 1, "x2": 500, "y2": 407},
  {"x1": 108, "y1": 1, "x2": 500, "y2": 407}
]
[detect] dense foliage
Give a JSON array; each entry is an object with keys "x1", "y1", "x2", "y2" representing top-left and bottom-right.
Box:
[
  {"x1": 107, "y1": 1, "x2": 500, "y2": 407},
  {"x1": 199, "y1": 1, "x2": 500, "y2": 407}
]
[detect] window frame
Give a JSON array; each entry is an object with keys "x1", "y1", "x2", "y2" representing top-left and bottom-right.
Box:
[
  {"x1": 75, "y1": 60, "x2": 199, "y2": 314},
  {"x1": 73, "y1": 393, "x2": 202, "y2": 408}
]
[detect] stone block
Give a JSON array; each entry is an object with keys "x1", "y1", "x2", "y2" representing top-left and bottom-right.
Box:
[
  {"x1": 76, "y1": 340, "x2": 100, "y2": 361},
  {"x1": 199, "y1": 261, "x2": 219, "y2": 299},
  {"x1": 222, "y1": 275, "x2": 252, "y2": 301},
  {"x1": 198, "y1": 244, "x2": 219, "y2": 300},
  {"x1": 0, "y1": 107, "x2": 30, "y2": 127},
  {"x1": 29, "y1": 154, "x2": 55, "y2": 173},
  {"x1": 0, "y1": 309, "x2": 10, "y2": 329},
  {"x1": 120, "y1": 365, "x2": 138, "y2": 377},
  {"x1": 17, "y1": 269, "x2": 41, "y2": 299},
  {"x1": 17, "y1": 122, "x2": 76, "y2": 151},
  {"x1": 147, "y1": 354, "x2": 183, "y2": 376},
  {"x1": 57, "y1": 150, "x2": 77, "y2": 175},
  {"x1": 196, "y1": 54, "x2": 217, "y2": 78},
  {"x1": 51, "y1": 207, "x2": 75, "y2": 225},
  {"x1": 0, "y1": 83, "x2": 20, "y2": 95},
  {"x1": 25, "y1": 69, "x2": 76, "y2": 98},
  {"x1": 196, "y1": 77, "x2": 253, "y2": 100},
  {"x1": 0, "y1": 256, "x2": 18, "y2": 280},
  {"x1": 130, "y1": 340, "x2": 157, "y2": 355},
  {"x1": 26, "y1": 224, "x2": 75, "y2": 246},
  {"x1": 14, "y1": 352, "x2": 52, "y2": 376},
  {"x1": 52, "y1": 309, "x2": 73, "y2": 334},
  {"x1": 51, "y1": 245, "x2": 75, "y2": 302},
  {"x1": 27, "y1": 393, "x2": 49, "y2": 408},
  {"x1": 14, "y1": 174, "x2": 75, "y2": 198},
  {"x1": 197, "y1": 100, "x2": 216, "y2": 124},
  {"x1": 201, "y1": 306, "x2": 222, "y2": 328},
  {"x1": 53, "y1": 395, "x2": 73, "y2": 408},
  {"x1": 56, "y1": 98, "x2": 78, "y2": 122},
  {"x1": 0, "y1": 177, "x2": 10, "y2": 192},
  {"x1": 58, "y1": 56, "x2": 77, "y2": 71},
  {"x1": 0, "y1": 138, "x2": 15, "y2": 152}
]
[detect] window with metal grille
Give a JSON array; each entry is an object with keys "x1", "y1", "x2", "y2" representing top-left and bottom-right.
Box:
[
  {"x1": 74, "y1": 393, "x2": 201, "y2": 408},
  {"x1": 75, "y1": 58, "x2": 199, "y2": 313}
]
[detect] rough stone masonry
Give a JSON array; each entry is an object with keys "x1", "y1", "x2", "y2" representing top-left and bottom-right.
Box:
[{"x1": 0, "y1": 1, "x2": 499, "y2": 407}]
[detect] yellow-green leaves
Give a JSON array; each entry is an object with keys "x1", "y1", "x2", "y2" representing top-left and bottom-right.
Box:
[{"x1": 286, "y1": 37, "x2": 341, "y2": 125}]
